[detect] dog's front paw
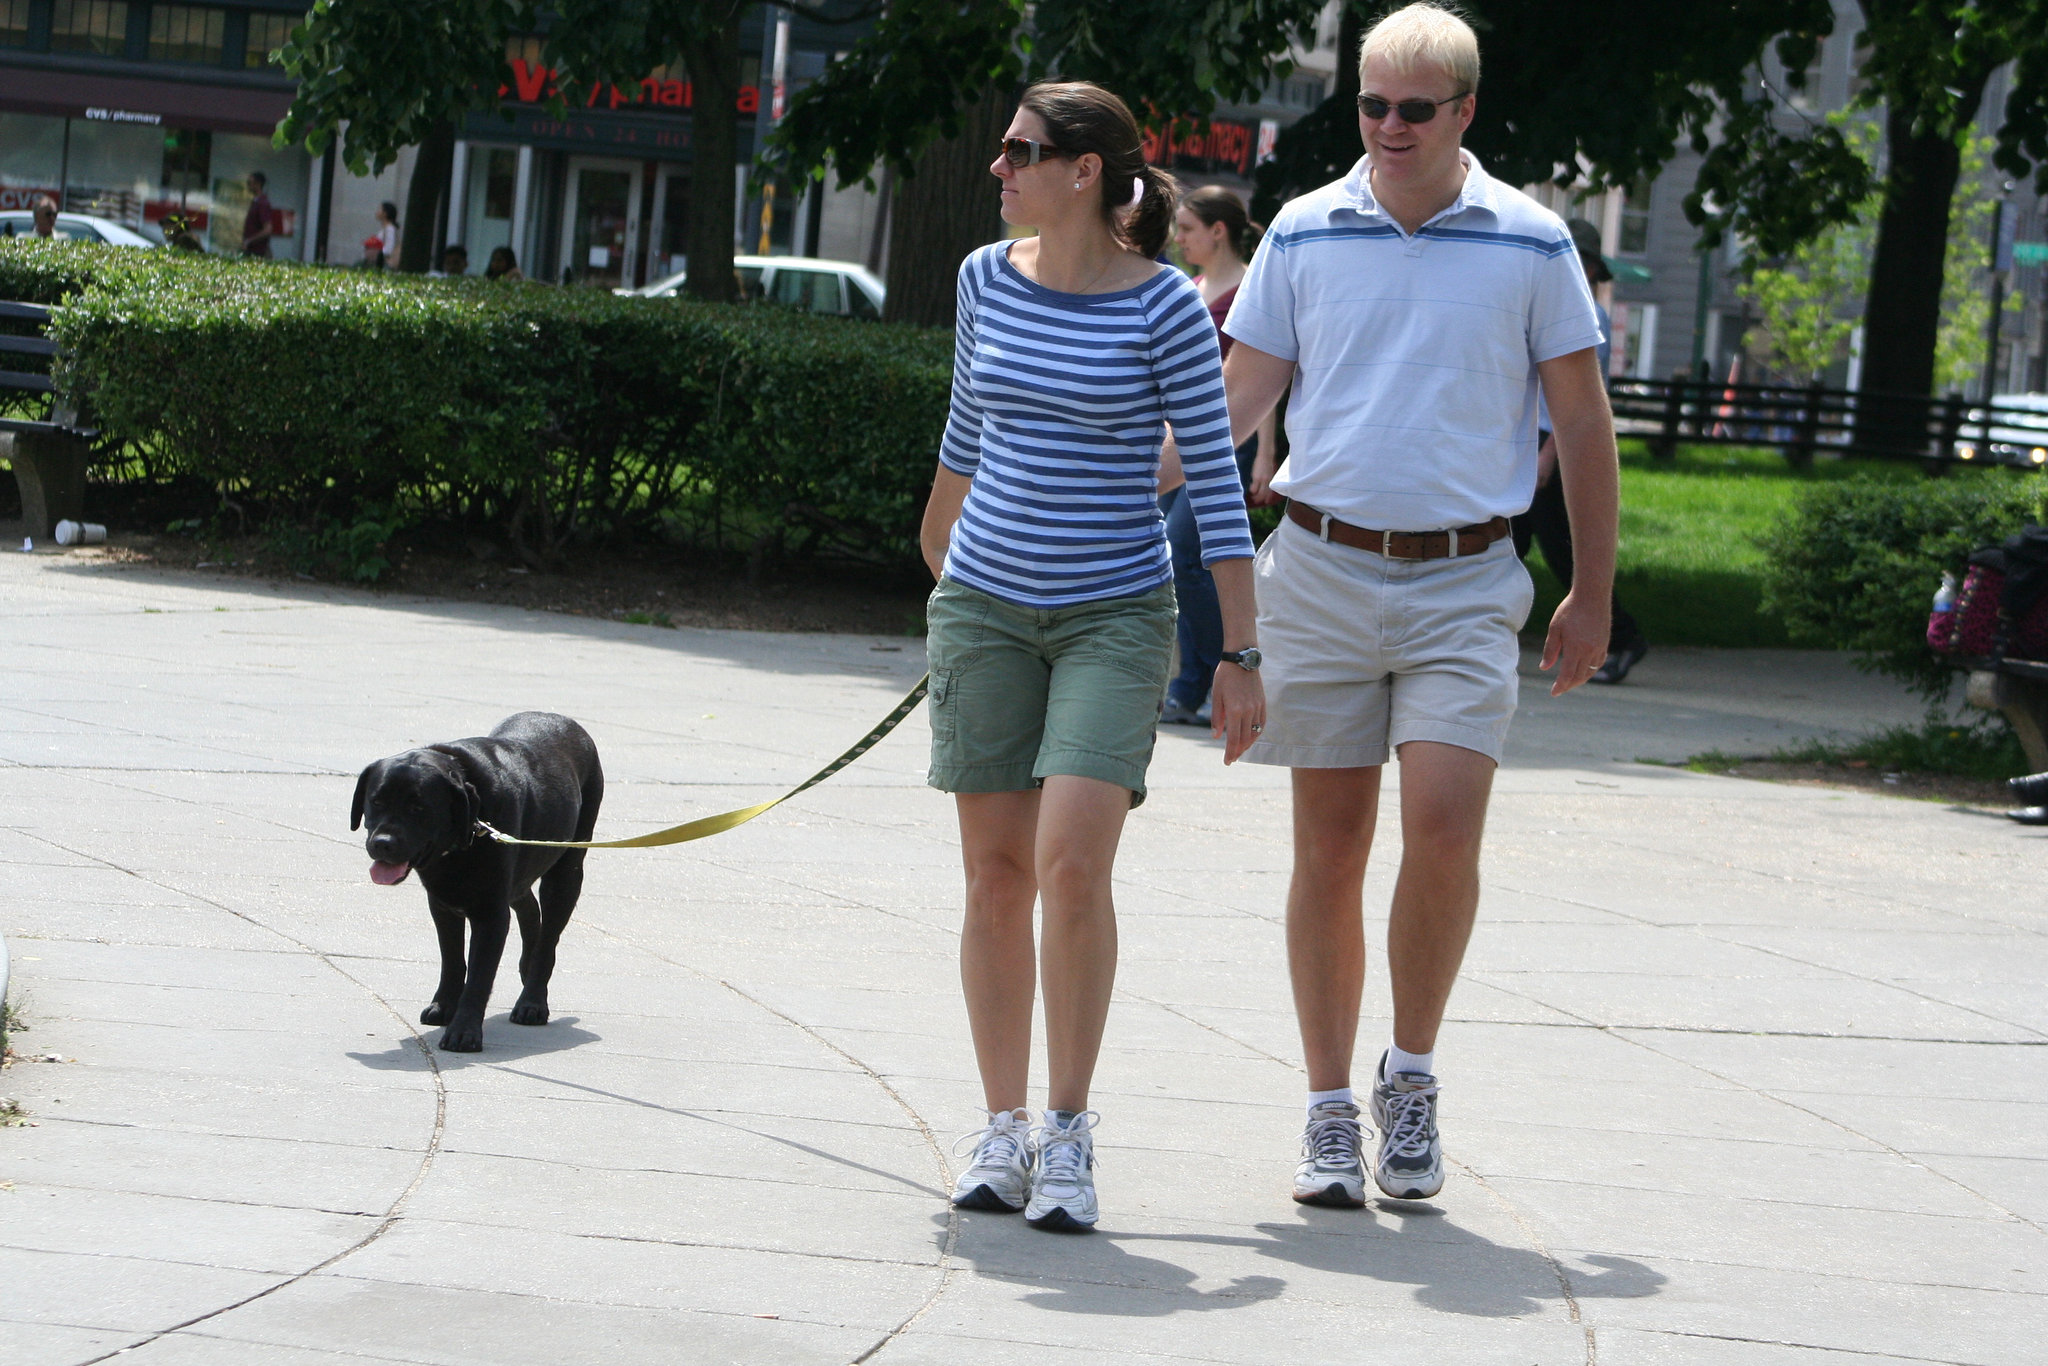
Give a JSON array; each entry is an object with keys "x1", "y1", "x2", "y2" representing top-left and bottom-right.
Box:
[
  {"x1": 509, "y1": 998, "x2": 549, "y2": 1026},
  {"x1": 438, "y1": 1022, "x2": 484, "y2": 1052},
  {"x1": 420, "y1": 1000, "x2": 454, "y2": 1027}
]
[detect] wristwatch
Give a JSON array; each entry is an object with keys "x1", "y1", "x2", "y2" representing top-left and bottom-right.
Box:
[{"x1": 1220, "y1": 647, "x2": 1262, "y2": 672}]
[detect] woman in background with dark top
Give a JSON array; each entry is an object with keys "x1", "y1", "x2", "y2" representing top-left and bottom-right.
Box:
[
  {"x1": 1158, "y1": 186, "x2": 1279, "y2": 725},
  {"x1": 485, "y1": 246, "x2": 524, "y2": 281}
]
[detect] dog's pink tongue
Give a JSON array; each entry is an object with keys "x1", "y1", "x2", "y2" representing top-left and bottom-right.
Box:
[{"x1": 369, "y1": 861, "x2": 411, "y2": 886}]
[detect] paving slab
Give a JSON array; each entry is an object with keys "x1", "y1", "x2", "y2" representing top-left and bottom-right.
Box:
[{"x1": 2, "y1": 547, "x2": 2044, "y2": 1366}]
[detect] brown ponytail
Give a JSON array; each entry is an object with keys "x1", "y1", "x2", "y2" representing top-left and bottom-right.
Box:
[
  {"x1": 1179, "y1": 184, "x2": 1264, "y2": 261},
  {"x1": 1020, "y1": 80, "x2": 1180, "y2": 259}
]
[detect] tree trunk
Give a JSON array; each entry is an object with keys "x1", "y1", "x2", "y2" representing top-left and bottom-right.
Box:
[
  {"x1": 398, "y1": 121, "x2": 455, "y2": 274},
  {"x1": 883, "y1": 89, "x2": 1012, "y2": 328},
  {"x1": 1854, "y1": 84, "x2": 1981, "y2": 449},
  {"x1": 682, "y1": 22, "x2": 742, "y2": 304}
]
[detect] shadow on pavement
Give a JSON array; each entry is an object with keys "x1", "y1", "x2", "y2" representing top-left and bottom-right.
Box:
[
  {"x1": 346, "y1": 1015, "x2": 603, "y2": 1070},
  {"x1": 943, "y1": 1201, "x2": 1664, "y2": 1318}
]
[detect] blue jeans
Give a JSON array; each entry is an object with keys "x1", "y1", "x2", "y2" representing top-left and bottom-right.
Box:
[{"x1": 1161, "y1": 439, "x2": 1257, "y2": 710}]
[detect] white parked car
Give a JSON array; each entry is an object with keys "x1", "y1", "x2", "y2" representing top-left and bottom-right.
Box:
[
  {"x1": 1955, "y1": 393, "x2": 2048, "y2": 467},
  {"x1": 0, "y1": 211, "x2": 157, "y2": 247},
  {"x1": 630, "y1": 255, "x2": 885, "y2": 320}
]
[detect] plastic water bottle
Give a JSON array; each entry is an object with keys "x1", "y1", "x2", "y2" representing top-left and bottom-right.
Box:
[{"x1": 1933, "y1": 572, "x2": 1957, "y2": 616}]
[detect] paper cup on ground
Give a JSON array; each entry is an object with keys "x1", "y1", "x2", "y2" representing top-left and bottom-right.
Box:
[{"x1": 54, "y1": 520, "x2": 107, "y2": 546}]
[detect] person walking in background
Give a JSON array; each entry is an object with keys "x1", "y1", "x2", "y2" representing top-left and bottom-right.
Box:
[
  {"x1": 240, "y1": 172, "x2": 274, "y2": 257},
  {"x1": 1221, "y1": 3, "x2": 1617, "y2": 1207},
  {"x1": 363, "y1": 202, "x2": 398, "y2": 269},
  {"x1": 1158, "y1": 186, "x2": 1281, "y2": 726},
  {"x1": 921, "y1": 81, "x2": 1263, "y2": 1233},
  {"x1": 1512, "y1": 218, "x2": 1647, "y2": 683}
]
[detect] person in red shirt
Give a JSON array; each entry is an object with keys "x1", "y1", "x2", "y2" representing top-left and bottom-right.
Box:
[{"x1": 241, "y1": 172, "x2": 273, "y2": 257}]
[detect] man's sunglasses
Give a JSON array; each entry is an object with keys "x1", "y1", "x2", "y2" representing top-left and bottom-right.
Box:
[
  {"x1": 1355, "y1": 92, "x2": 1469, "y2": 122},
  {"x1": 999, "y1": 136, "x2": 1067, "y2": 168}
]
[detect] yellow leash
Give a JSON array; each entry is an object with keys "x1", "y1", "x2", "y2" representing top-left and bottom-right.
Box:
[{"x1": 474, "y1": 675, "x2": 929, "y2": 850}]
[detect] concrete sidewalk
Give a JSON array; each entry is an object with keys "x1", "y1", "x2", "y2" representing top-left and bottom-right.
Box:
[{"x1": 1, "y1": 547, "x2": 2042, "y2": 1366}]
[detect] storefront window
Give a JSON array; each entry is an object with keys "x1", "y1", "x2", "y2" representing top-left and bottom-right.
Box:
[
  {"x1": 152, "y1": 126, "x2": 211, "y2": 242},
  {"x1": 63, "y1": 118, "x2": 162, "y2": 228},
  {"x1": 0, "y1": 0, "x2": 33, "y2": 48},
  {"x1": 204, "y1": 131, "x2": 307, "y2": 255},
  {"x1": 0, "y1": 113, "x2": 64, "y2": 213},
  {"x1": 150, "y1": 6, "x2": 225, "y2": 65},
  {"x1": 245, "y1": 10, "x2": 294, "y2": 68},
  {"x1": 50, "y1": 1, "x2": 129, "y2": 56}
]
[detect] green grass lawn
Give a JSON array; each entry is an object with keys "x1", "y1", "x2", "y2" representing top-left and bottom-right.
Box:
[{"x1": 1525, "y1": 442, "x2": 1963, "y2": 647}]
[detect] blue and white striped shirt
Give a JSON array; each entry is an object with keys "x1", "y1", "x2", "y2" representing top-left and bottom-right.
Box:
[{"x1": 939, "y1": 242, "x2": 1256, "y2": 608}]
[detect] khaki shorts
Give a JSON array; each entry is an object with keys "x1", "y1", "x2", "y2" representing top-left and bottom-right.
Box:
[
  {"x1": 1244, "y1": 515, "x2": 1534, "y2": 768},
  {"x1": 925, "y1": 576, "x2": 1177, "y2": 804}
]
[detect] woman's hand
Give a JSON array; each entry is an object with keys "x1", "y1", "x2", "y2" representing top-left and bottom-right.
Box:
[{"x1": 1209, "y1": 664, "x2": 1267, "y2": 764}]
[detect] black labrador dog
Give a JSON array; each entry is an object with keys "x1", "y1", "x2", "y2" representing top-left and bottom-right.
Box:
[{"x1": 351, "y1": 712, "x2": 603, "y2": 1052}]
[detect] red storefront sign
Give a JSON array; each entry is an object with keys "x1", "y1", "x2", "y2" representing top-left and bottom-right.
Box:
[
  {"x1": 500, "y1": 60, "x2": 760, "y2": 116},
  {"x1": 1143, "y1": 119, "x2": 1258, "y2": 177},
  {"x1": 0, "y1": 187, "x2": 60, "y2": 212}
]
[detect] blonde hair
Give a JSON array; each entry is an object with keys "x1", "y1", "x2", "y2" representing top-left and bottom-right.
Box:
[{"x1": 1359, "y1": 3, "x2": 1481, "y2": 94}]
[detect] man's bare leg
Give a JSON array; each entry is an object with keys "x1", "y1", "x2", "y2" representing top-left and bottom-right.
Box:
[
  {"x1": 1286, "y1": 767, "x2": 1383, "y2": 1091},
  {"x1": 1385, "y1": 740, "x2": 1496, "y2": 1058}
]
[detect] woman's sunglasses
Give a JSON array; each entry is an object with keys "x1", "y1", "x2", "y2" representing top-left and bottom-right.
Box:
[
  {"x1": 1355, "y1": 92, "x2": 1469, "y2": 123},
  {"x1": 999, "y1": 137, "x2": 1066, "y2": 168}
]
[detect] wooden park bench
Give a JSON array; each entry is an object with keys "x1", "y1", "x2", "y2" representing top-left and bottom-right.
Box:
[
  {"x1": 1962, "y1": 656, "x2": 2048, "y2": 773},
  {"x1": 1, "y1": 299, "x2": 94, "y2": 542}
]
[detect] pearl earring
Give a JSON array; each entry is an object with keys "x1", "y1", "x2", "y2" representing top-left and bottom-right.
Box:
[{"x1": 1074, "y1": 180, "x2": 1082, "y2": 190}]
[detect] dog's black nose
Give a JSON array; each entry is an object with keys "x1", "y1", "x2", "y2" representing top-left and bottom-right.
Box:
[{"x1": 367, "y1": 831, "x2": 403, "y2": 859}]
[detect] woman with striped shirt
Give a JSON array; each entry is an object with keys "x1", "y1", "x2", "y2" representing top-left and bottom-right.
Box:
[{"x1": 919, "y1": 81, "x2": 1263, "y2": 1232}]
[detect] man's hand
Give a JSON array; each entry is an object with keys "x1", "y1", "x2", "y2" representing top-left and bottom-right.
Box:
[{"x1": 1541, "y1": 589, "x2": 1610, "y2": 697}]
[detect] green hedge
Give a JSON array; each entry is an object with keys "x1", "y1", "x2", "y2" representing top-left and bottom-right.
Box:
[
  {"x1": 0, "y1": 240, "x2": 951, "y2": 565},
  {"x1": 1759, "y1": 475, "x2": 2047, "y2": 698}
]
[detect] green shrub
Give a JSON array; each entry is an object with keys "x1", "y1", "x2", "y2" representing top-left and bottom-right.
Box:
[
  {"x1": 0, "y1": 239, "x2": 952, "y2": 567},
  {"x1": 1758, "y1": 475, "x2": 2046, "y2": 698}
]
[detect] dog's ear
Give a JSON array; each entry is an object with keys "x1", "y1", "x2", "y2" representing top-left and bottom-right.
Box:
[{"x1": 351, "y1": 764, "x2": 373, "y2": 831}]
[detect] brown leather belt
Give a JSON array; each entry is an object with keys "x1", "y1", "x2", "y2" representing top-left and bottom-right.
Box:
[{"x1": 1285, "y1": 501, "x2": 1510, "y2": 561}]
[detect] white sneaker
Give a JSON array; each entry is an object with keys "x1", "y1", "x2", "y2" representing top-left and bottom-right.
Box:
[
  {"x1": 950, "y1": 1109, "x2": 1033, "y2": 1212},
  {"x1": 1370, "y1": 1052, "x2": 1444, "y2": 1200},
  {"x1": 1024, "y1": 1110, "x2": 1100, "y2": 1232},
  {"x1": 1293, "y1": 1100, "x2": 1367, "y2": 1207}
]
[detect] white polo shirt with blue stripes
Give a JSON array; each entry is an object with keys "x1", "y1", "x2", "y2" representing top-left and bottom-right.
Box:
[
  {"x1": 1224, "y1": 151, "x2": 1603, "y2": 531},
  {"x1": 939, "y1": 242, "x2": 1257, "y2": 608}
]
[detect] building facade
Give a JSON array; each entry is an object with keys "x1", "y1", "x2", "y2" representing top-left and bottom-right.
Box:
[
  {"x1": 0, "y1": 2, "x2": 882, "y2": 286},
  {"x1": 1, "y1": 0, "x2": 315, "y2": 254}
]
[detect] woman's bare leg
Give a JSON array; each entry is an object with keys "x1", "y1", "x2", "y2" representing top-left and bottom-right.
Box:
[
  {"x1": 1035, "y1": 774, "x2": 1134, "y2": 1113},
  {"x1": 956, "y1": 790, "x2": 1041, "y2": 1113}
]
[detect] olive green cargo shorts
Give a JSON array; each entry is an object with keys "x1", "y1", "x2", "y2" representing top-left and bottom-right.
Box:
[{"x1": 925, "y1": 576, "x2": 1177, "y2": 806}]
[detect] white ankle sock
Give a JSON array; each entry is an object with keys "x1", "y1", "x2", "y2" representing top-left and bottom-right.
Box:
[
  {"x1": 1385, "y1": 1044, "x2": 1435, "y2": 1082},
  {"x1": 1307, "y1": 1086, "x2": 1354, "y2": 1116}
]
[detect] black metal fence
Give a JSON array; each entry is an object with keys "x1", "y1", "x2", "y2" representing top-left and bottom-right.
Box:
[{"x1": 1607, "y1": 377, "x2": 2048, "y2": 470}]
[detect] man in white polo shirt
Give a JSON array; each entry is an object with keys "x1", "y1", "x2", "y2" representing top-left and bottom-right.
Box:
[{"x1": 1222, "y1": 2, "x2": 1618, "y2": 1205}]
